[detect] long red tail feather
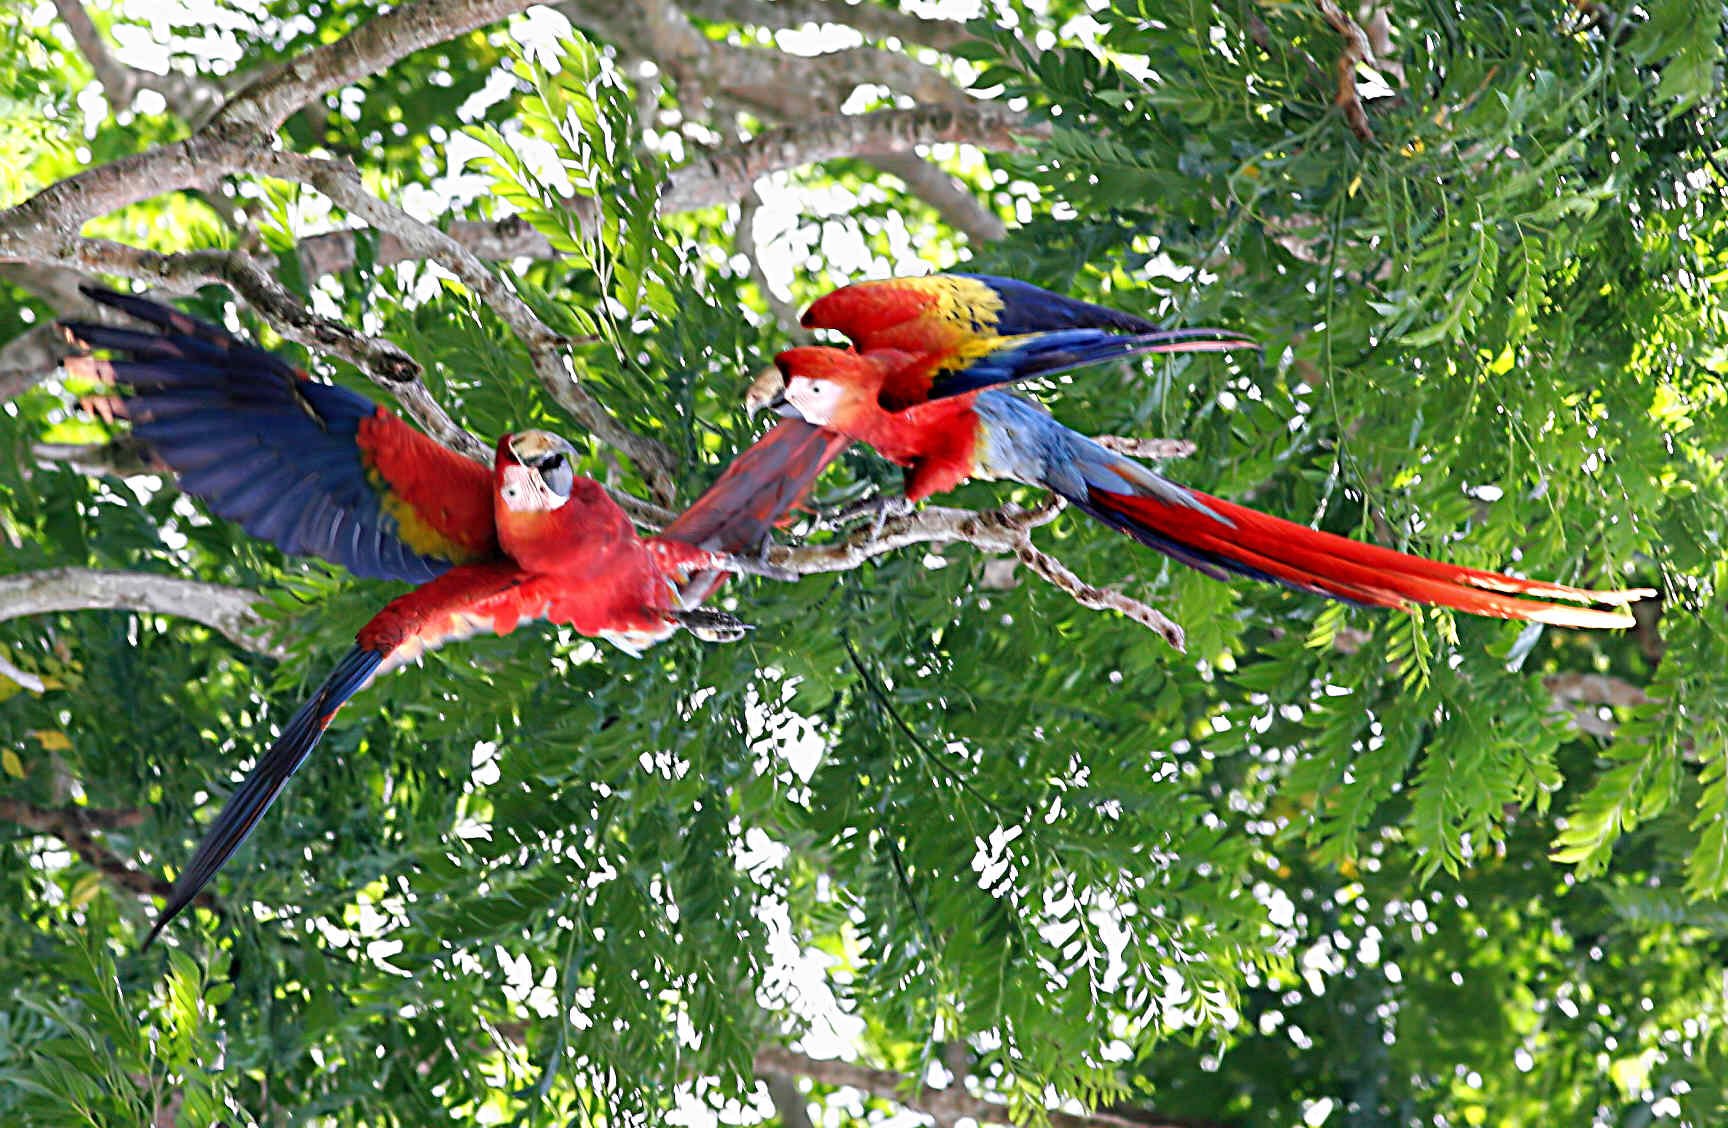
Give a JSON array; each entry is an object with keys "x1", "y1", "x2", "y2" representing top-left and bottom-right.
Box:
[{"x1": 1089, "y1": 488, "x2": 1650, "y2": 629}]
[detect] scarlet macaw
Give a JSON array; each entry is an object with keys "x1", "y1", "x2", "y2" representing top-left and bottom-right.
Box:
[
  {"x1": 762, "y1": 274, "x2": 1650, "y2": 629},
  {"x1": 60, "y1": 288, "x2": 846, "y2": 946}
]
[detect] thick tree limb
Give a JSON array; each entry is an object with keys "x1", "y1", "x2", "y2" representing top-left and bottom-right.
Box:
[
  {"x1": 212, "y1": 0, "x2": 540, "y2": 135},
  {"x1": 1, "y1": 0, "x2": 541, "y2": 244},
  {"x1": 769, "y1": 496, "x2": 1185, "y2": 650},
  {"x1": 0, "y1": 568, "x2": 286, "y2": 668},
  {"x1": 752, "y1": 1046, "x2": 1220, "y2": 1128},
  {"x1": 567, "y1": 0, "x2": 1014, "y2": 241},
  {"x1": 0, "y1": 798, "x2": 213, "y2": 912}
]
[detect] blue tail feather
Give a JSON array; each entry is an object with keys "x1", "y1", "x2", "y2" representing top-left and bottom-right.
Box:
[
  {"x1": 143, "y1": 646, "x2": 385, "y2": 949},
  {"x1": 931, "y1": 327, "x2": 1255, "y2": 400}
]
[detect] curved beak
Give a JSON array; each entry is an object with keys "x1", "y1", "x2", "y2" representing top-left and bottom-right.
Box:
[{"x1": 745, "y1": 365, "x2": 796, "y2": 419}]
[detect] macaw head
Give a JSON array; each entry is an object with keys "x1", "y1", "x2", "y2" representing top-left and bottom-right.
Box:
[
  {"x1": 496, "y1": 430, "x2": 579, "y2": 512},
  {"x1": 766, "y1": 346, "x2": 883, "y2": 427}
]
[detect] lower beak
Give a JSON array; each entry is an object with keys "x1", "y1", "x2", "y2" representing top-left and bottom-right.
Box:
[{"x1": 764, "y1": 389, "x2": 800, "y2": 418}]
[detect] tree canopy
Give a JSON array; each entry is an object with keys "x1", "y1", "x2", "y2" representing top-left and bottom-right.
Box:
[{"x1": 1, "y1": 1, "x2": 1725, "y2": 1125}]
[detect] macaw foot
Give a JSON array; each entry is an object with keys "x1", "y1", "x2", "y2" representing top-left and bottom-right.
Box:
[
  {"x1": 813, "y1": 493, "x2": 916, "y2": 535},
  {"x1": 708, "y1": 548, "x2": 799, "y2": 584},
  {"x1": 673, "y1": 607, "x2": 752, "y2": 643}
]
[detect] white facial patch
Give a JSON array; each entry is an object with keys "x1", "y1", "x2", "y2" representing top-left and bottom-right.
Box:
[
  {"x1": 784, "y1": 377, "x2": 845, "y2": 425},
  {"x1": 499, "y1": 463, "x2": 565, "y2": 512}
]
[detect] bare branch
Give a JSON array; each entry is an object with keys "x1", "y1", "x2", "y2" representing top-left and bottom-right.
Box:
[
  {"x1": 1, "y1": 0, "x2": 542, "y2": 246},
  {"x1": 289, "y1": 103, "x2": 1039, "y2": 281},
  {"x1": 0, "y1": 798, "x2": 213, "y2": 912},
  {"x1": 768, "y1": 496, "x2": 1185, "y2": 649},
  {"x1": 211, "y1": 0, "x2": 540, "y2": 135},
  {"x1": 665, "y1": 105, "x2": 1045, "y2": 213},
  {"x1": 51, "y1": 0, "x2": 227, "y2": 119},
  {"x1": 864, "y1": 152, "x2": 1006, "y2": 243},
  {"x1": 296, "y1": 215, "x2": 556, "y2": 280},
  {"x1": 566, "y1": 0, "x2": 1019, "y2": 238},
  {"x1": 0, "y1": 568, "x2": 286, "y2": 665},
  {"x1": 1093, "y1": 436, "x2": 1197, "y2": 460},
  {"x1": 752, "y1": 1046, "x2": 1222, "y2": 1128}
]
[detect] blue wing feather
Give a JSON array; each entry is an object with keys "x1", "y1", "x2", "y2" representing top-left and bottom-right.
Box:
[{"x1": 63, "y1": 289, "x2": 497, "y2": 583}]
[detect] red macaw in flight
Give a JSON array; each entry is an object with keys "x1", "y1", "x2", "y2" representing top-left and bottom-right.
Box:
[
  {"x1": 61, "y1": 288, "x2": 845, "y2": 947},
  {"x1": 761, "y1": 273, "x2": 1650, "y2": 630}
]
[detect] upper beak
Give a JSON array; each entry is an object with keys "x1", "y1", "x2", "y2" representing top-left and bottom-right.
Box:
[{"x1": 745, "y1": 365, "x2": 793, "y2": 419}]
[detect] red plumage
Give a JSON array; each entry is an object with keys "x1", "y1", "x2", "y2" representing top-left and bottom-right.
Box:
[
  {"x1": 62, "y1": 290, "x2": 832, "y2": 946},
  {"x1": 773, "y1": 274, "x2": 1650, "y2": 632}
]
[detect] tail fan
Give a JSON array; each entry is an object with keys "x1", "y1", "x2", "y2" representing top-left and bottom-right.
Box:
[
  {"x1": 1076, "y1": 485, "x2": 1649, "y2": 629},
  {"x1": 142, "y1": 647, "x2": 384, "y2": 948}
]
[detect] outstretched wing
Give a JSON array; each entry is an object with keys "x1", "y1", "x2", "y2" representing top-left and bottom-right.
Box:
[
  {"x1": 799, "y1": 273, "x2": 1251, "y2": 407},
  {"x1": 660, "y1": 418, "x2": 851, "y2": 605},
  {"x1": 143, "y1": 560, "x2": 542, "y2": 947},
  {"x1": 62, "y1": 288, "x2": 499, "y2": 584}
]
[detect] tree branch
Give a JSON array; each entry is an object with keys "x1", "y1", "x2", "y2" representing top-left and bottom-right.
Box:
[
  {"x1": 0, "y1": 568, "x2": 286, "y2": 671},
  {"x1": 50, "y1": 0, "x2": 228, "y2": 119},
  {"x1": 768, "y1": 496, "x2": 1185, "y2": 650},
  {"x1": 664, "y1": 105, "x2": 1044, "y2": 214},
  {"x1": 254, "y1": 151, "x2": 675, "y2": 494},
  {"x1": 736, "y1": 187, "x2": 809, "y2": 339},
  {"x1": 0, "y1": 798, "x2": 212, "y2": 912},
  {"x1": 863, "y1": 152, "x2": 1006, "y2": 243}
]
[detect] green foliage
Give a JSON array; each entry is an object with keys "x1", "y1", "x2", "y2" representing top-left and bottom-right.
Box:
[{"x1": 4, "y1": 2, "x2": 1728, "y2": 1126}]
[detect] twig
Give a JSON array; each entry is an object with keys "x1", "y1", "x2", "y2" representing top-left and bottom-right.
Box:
[
  {"x1": 768, "y1": 496, "x2": 1186, "y2": 650},
  {"x1": 864, "y1": 153, "x2": 1006, "y2": 244},
  {"x1": 1316, "y1": 0, "x2": 1375, "y2": 141},
  {"x1": 1093, "y1": 436, "x2": 1197, "y2": 460},
  {"x1": 0, "y1": 568, "x2": 287, "y2": 675}
]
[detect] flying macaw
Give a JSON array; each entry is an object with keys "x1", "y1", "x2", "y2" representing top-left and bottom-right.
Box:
[
  {"x1": 760, "y1": 273, "x2": 1650, "y2": 629},
  {"x1": 59, "y1": 288, "x2": 846, "y2": 946}
]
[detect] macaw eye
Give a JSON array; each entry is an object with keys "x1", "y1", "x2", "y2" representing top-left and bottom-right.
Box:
[{"x1": 534, "y1": 452, "x2": 574, "y2": 498}]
